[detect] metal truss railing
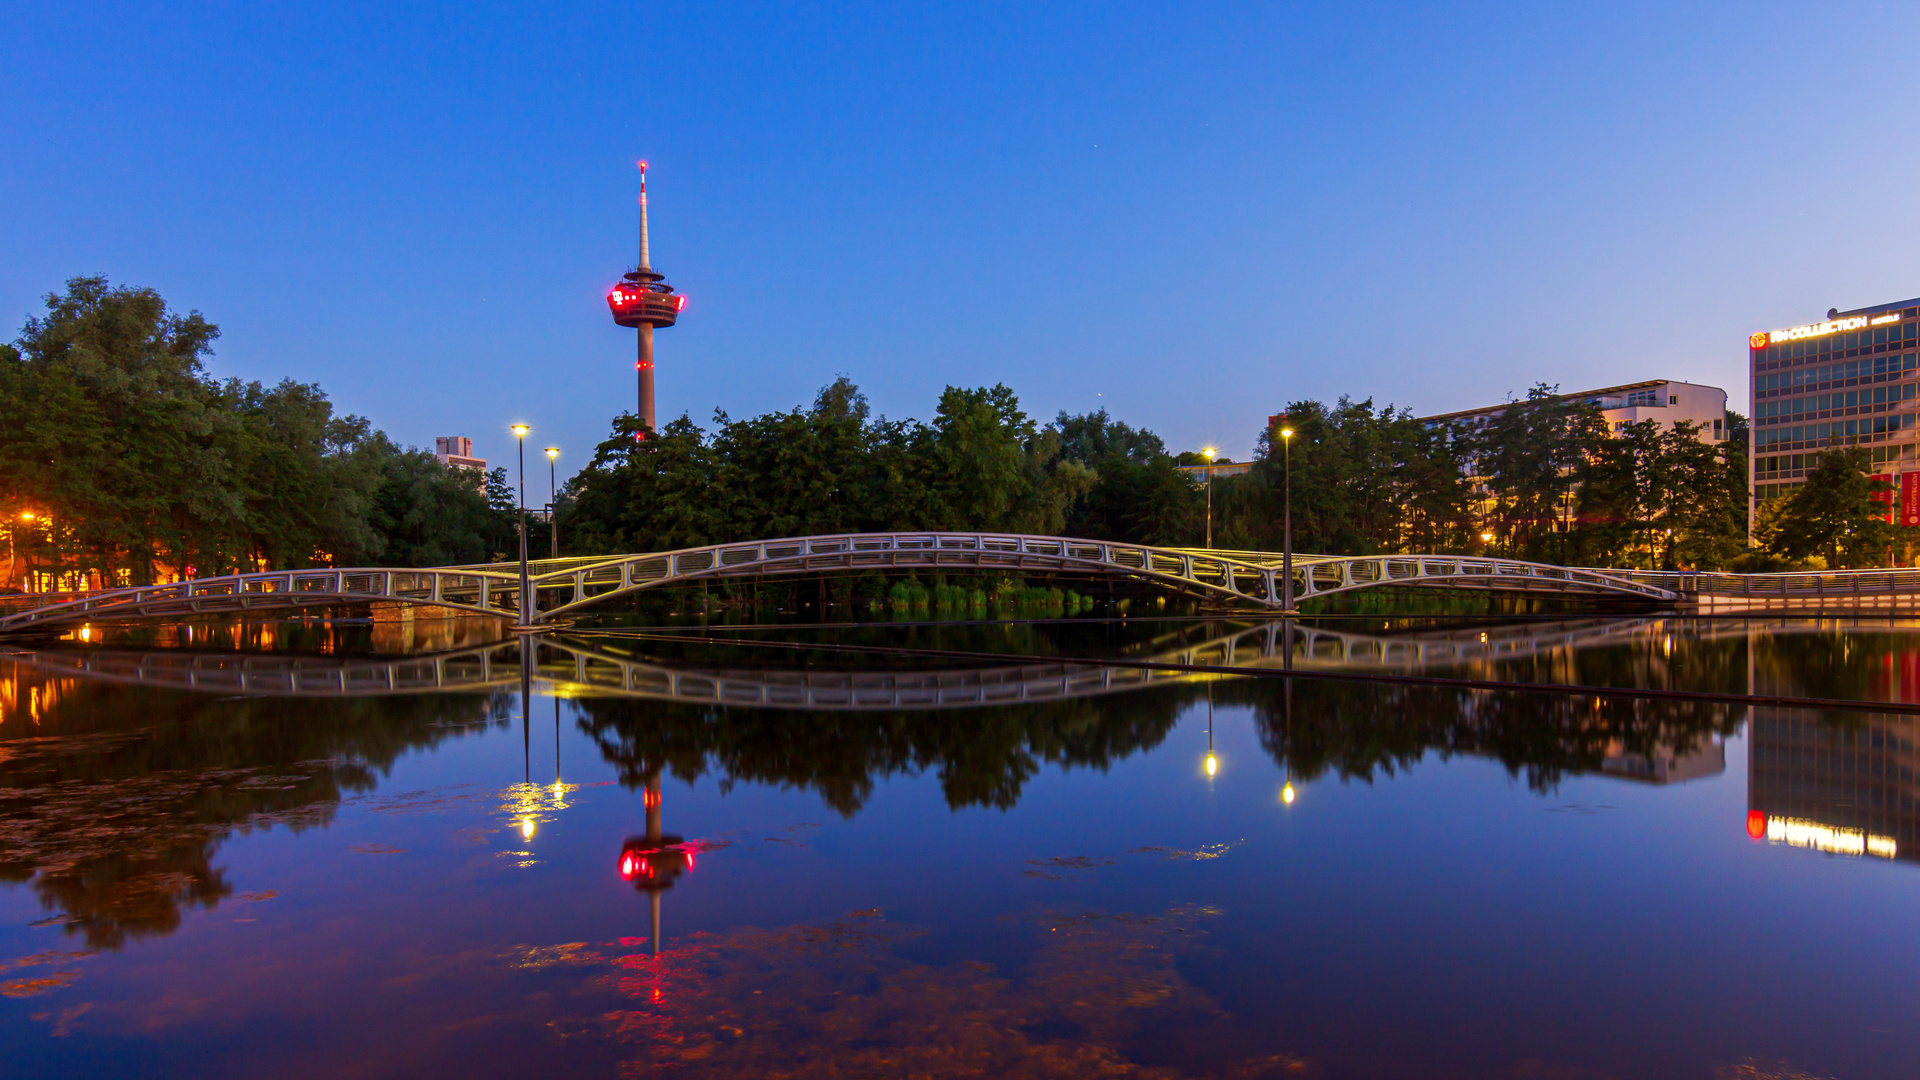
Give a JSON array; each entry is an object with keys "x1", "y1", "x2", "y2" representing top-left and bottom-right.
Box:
[
  {"x1": 0, "y1": 533, "x2": 1677, "y2": 634},
  {"x1": 1610, "y1": 566, "x2": 1920, "y2": 601},
  {"x1": 9, "y1": 616, "x2": 1699, "y2": 706}
]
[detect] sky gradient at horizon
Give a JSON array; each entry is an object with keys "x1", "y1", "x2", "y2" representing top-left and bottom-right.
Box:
[{"x1": 6, "y1": 2, "x2": 1919, "y2": 476}]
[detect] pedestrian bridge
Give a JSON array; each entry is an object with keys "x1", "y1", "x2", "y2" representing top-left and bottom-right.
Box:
[
  {"x1": 6, "y1": 617, "x2": 1692, "y2": 706},
  {"x1": 0, "y1": 531, "x2": 1679, "y2": 633}
]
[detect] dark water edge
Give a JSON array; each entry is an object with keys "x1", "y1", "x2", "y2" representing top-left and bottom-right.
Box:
[{"x1": 3, "y1": 613, "x2": 1918, "y2": 1079}]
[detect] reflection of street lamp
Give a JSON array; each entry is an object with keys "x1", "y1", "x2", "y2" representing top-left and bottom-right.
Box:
[
  {"x1": 1203, "y1": 683, "x2": 1218, "y2": 779},
  {"x1": 1280, "y1": 670, "x2": 1297, "y2": 805},
  {"x1": 544, "y1": 447, "x2": 560, "y2": 559},
  {"x1": 1201, "y1": 447, "x2": 1216, "y2": 549},
  {"x1": 511, "y1": 424, "x2": 532, "y2": 627}
]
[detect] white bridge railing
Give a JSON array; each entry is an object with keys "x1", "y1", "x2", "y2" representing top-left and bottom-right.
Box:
[{"x1": 0, "y1": 533, "x2": 1679, "y2": 633}]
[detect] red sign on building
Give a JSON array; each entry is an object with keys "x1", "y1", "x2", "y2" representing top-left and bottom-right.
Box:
[{"x1": 1903, "y1": 473, "x2": 1920, "y2": 528}]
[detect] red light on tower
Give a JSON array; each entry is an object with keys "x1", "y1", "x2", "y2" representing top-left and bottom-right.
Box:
[{"x1": 608, "y1": 160, "x2": 679, "y2": 433}]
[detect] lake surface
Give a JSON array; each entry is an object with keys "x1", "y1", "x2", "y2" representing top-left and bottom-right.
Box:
[{"x1": 4, "y1": 613, "x2": 1918, "y2": 1079}]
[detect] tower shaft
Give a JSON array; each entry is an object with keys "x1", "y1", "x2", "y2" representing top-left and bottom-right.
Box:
[{"x1": 638, "y1": 324, "x2": 655, "y2": 432}]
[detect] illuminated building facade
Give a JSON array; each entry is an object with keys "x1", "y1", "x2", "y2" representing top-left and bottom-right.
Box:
[
  {"x1": 1749, "y1": 297, "x2": 1920, "y2": 510},
  {"x1": 1747, "y1": 709, "x2": 1915, "y2": 864}
]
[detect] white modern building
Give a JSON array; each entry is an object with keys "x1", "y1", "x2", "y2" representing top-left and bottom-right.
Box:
[{"x1": 1418, "y1": 380, "x2": 1730, "y2": 442}]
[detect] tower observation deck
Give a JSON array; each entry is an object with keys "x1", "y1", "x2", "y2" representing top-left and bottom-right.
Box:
[{"x1": 606, "y1": 161, "x2": 684, "y2": 435}]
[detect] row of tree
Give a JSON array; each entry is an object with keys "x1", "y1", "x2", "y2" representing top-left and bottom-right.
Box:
[
  {"x1": 11, "y1": 276, "x2": 1902, "y2": 582},
  {"x1": 562, "y1": 381, "x2": 1763, "y2": 570},
  {"x1": 0, "y1": 277, "x2": 524, "y2": 589}
]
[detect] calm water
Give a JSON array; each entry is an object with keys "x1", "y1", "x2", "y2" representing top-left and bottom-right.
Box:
[{"x1": 4, "y1": 614, "x2": 1919, "y2": 1079}]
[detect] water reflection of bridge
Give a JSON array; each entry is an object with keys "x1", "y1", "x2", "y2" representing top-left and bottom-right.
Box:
[{"x1": 6, "y1": 616, "x2": 1738, "y2": 707}]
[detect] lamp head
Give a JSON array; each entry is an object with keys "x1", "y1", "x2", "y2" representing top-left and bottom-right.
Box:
[
  {"x1": 544, "y1": 447, "x2": 560, "y2": 460},
  {"x1": 1202, "y1": 447, "x2": 1216, "y2": 462},
  {"x1": 1280, "y1": 428, "x2": 1294, "y2": 440},
  {"x1": 511, "y1": 424, "x2": 531, "y2": 438}
]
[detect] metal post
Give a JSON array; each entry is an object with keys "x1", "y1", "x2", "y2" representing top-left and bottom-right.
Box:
[
  {"x1": 546, "y1": 448, "x2": 560, "y2": 559},
  {"x1": 520, "y1": 640, "x2": 532, "y2": 784},
  {"x1": 514, "y1": 427, "x2": 532, "y2": 627},
  {"x1": 1205, "y1": 466, "x2": 1212, "y2": 549},
  {"x1": 1282, "y1": 432, "x2": 1295, "y2": 612}
]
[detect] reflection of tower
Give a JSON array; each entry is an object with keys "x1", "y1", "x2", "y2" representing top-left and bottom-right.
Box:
[
  {"x1": 606, "y1": 162, "x2": 685, "y2": 435},
  {"x1": 619, "y1": 772, "x2": 694, "y2": 956}
]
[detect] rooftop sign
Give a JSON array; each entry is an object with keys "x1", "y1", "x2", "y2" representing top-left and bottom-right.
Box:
[{"x1": 1754, "y1": 311, "x2": 1901, "y2": 348}]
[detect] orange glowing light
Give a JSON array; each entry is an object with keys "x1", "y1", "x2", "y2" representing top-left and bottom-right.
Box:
[
  {"x1": 1749, "y1": 331, "x2": 1770, "y2": 350},
  {"x1": 1746, "y1": 810, "x2": 1766, "y2": 840}
]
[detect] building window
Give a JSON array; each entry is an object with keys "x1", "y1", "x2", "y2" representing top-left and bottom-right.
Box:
[{"x1": 1669, "y1": 394, "x2": 1679, "y2": 404}]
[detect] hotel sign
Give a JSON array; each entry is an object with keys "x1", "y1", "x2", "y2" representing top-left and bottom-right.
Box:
[{"x1": 1755, "y1": 312, "x2": 1901, "y2": 348}]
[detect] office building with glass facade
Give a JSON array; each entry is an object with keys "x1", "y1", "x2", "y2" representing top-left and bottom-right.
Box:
[{"x1": 1750, "y1": 297, "x2": 1920, "y2": 510}]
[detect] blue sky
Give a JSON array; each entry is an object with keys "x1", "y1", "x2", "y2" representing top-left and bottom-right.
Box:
[{"x1": 6, "y1": 2, "x2": 1919, "y2": 476}]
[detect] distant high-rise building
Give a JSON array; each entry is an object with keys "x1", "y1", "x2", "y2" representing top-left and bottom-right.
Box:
[
  {"x1": 1748, "y1": 296, "x2": 1919, "y2": 510},
  {"x1": 434, "y1": 436, "x2": 486, "y2": 480}
]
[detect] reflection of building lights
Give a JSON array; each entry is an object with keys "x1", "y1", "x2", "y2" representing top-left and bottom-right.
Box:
[
  {"x1": 1746, "y1": 810, "x2": 1766, "y2": 840},
  {"x1": 1204, "y1": 754, "x2": 1218, "y2": 778},
  {"x1": 1762, "y1": 814, "x2": 1896, "y2": 859},
  {"x1": 520, "y1": 817, "x2": 537, "y2": 841},
  {"x1": 77, "y1": 626, "x2": 91, "y2": 642},
  {"x1": 1282, "y1": 783, "x2": 1296, "y2": 805}
]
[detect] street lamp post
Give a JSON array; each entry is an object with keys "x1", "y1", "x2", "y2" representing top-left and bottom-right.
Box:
[
  {"x1": 1280, "y1": 426, "x2": 1295, "y2": 613},
  {"x1": 511, "y1": 424, "x2": 532, "y2": 628},
  {"x1": 544, "y1": 447, "x2": 560, "y2": 559},
  {"x1": 1201, "y1": 447, "x2": 1217, "y2": 549}
]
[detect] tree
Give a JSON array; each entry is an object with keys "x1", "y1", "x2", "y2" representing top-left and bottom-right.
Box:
[
  {"x1": 0, "y1": 276, "x2": 225, "y2": 584},
  {"x1": 1769, "y1": 445, "x2": 1893, "y2": 568},
  {"x1": 1472, "y1": 385, "x2": 1607, "y2": 559},
  {"x1": 1, "y1": 276, "x2": 514, "y2": 582}
]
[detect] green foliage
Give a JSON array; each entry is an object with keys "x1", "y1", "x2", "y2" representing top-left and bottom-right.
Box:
[
  {"x1": 565, "y1": 379, "x2": 1097, "y2": 555},
  {"x1": 1766, "y1": 444, "x2": 1894, "y2": 568},
  {"x1": 0, "y1": 277, "x2": 514, "y2": 586}
]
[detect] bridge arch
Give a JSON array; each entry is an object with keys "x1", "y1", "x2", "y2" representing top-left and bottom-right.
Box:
[{"x1": 0, "y1": 533, "x2": 1675, "y2": 634}]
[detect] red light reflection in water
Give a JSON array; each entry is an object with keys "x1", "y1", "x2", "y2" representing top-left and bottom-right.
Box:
[{"x1": 1747, "y1": 810, "x2": 1767, "y2": 840}]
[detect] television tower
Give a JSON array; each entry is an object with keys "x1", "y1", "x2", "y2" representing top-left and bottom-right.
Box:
[{"x1": 606, "y1": 161, "x2": 684, "y2": 435}]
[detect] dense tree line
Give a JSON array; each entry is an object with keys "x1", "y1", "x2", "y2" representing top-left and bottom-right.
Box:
[
  {"x1": 18, "y1": 276, "x2": 1904, "y2": 580},
  {"x1": 0, "y1": 277, "x2": 517, "y2": 589}
]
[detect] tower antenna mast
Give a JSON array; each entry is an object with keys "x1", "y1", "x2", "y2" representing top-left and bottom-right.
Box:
[{"x1": 606, "y1": 160, "x2": 683, "y2": 436}]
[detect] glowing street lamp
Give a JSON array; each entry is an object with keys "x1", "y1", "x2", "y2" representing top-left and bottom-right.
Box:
[
  {"x1": 1201, "y1": 447, "x2": 1217, "y2": 549},
  {"x1": 1279, "y1": 425, "x2": 1296, "y2": 613},
  {"x1": 511, "y1": 424, "x2": 532, "y2": 627},
  {"x1": 544, "y1": 447, "x2": 561, "y2": 559}
]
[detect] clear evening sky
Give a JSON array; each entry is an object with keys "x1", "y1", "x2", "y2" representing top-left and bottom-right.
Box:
[{"x1": 7, "y1": 3, "x2": 1919, "y2": 478}]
